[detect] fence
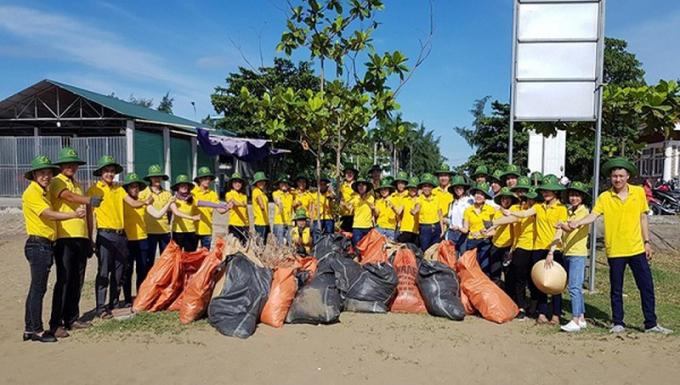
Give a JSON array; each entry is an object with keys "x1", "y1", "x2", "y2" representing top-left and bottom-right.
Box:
[{"x1": 0, "y1": 136, "x2": 127, "y2": 197}]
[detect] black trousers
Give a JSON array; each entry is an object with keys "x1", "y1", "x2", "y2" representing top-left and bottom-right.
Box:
[
  {"x1": 96, "y1": 231, "x2": 128, "y2": 314},
  {"x1": 339, "y1": 216, "x2": 354, "y2": 233},
  {"x1": 50, "y1": 238, "x2": 89, "y2": 329},
  {"x1": 173, "y1": 232, "x2": 199, "y2": 252},
  {"x1": 228, "y1": 226, "x2": 249, "y2": 247},
  {"x1": 507, "y1": 247, "x2": 532, "y2": 310},
  {"x1": 489, "y1": 245, "x2": 510, "y2": 288},
  {"x1": 396, "y1": 231, "x2": 419, "y2": 246},
  {"x1": 24, "y1": 237, "x2": 53, "y2": 333}
]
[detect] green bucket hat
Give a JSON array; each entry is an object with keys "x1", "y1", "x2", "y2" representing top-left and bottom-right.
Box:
[
  {"x1": 418, "y1": 173, "x2": 438, "y2": 188},
  {"x1": 490, "y1": 170, "x2": 503, "y2": 183},
  {"x1": 407, "y1": 176, "x2": 420, "y2": 189},
  {"x1": 194, "y1": 166, "x2": 216, "y2": 183},
  {"x1": 562, "y1": 181, "x2": 592, "y2": 206},
  {"x1": 523, "y1": 186, "x2": 541, "y2": 201},
  {"x1": 382, "y1": 175, "x2": 394, "y2": 187},
  {"x1": 171, "y1": 174, "x2": 195, "y2": 191},
  {"x1": 293, "y1": 208, "x2": 309, "y2": 221},
  {"x1": 144, "y1": 164, "x2": 169, "y2": 181},
  {"x1": 274, "y1": 174, "x2": 291, "y2": 188},
  {"x1": 251, "y1": 171, "x2": 269, "y2": 186},
  {"x1": 602, "y1": 156, "x2": 638, "y2": 178},
  {"x1": 293, "y1": 174, "x2": 310, "y2": 185},
  {"x1": 378, "y1": 179, "x2": 395, "y2": 191},
  {"x1": 93, "y1": 155, "x2": 123, "y2": 177},
  {"x1": 228, "y1": 172, "x2": 246, "y2": 185},
  {"x1": 469, "y1": 181, "x2": 492, "y2": 200},
  {"x1": 54, "y1": 147, "x2": 86, "y2": 165},
  {"x1": 352, "y1": 177, "x2": 374, "y2": 194},
  {"x1": 123, "y1": 172, "x2": 148, "y2": 191},
  {"x1": 435, "y1": 163, "x2": 455, "y2": 175},
  {"x1": 24, "y1": 155, "x2": 60, "y2": 181},
  {"x1": 501, "y1": 164, "x2": 521, "y2": 179},
  {"x1": 530, "y1": 171, "x2": 544, "y2": 186},
  {"x1": 448, "y1": 175, "x2": 471, "y2": 194},
  {"x1": 493, "y1": 186, "x2": 519, "y2": 206},
  {"x1": 318, "y1": 174, "x2": 332, "y2": 184},
  {"x1": 342, "y1": 162, "x2": 359, "y2": 176},
  {"x1": 393, "y1": 171, "x2": 409, "y2": 185},
  {"x1": 368, "y1": 164, "x2": 382, "y2": 173},
  {"x1": 512, "y1": 176, "x2": 531, "y2": 192},
  {"x1": 537, "y1": 174, "x2": 565, "y2": 192},
  {"x1": 471, "y1": 165, "x2": 489, "y2": 178}
]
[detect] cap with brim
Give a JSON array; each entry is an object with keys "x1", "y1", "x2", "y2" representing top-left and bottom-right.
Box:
[
  {"x1": 562, "y1": 181, "x2": 592, "y2": 205},
  {"x1": 144, "y1": 164, "x2": 169, "y2": 181},
  {"x1": 54, "y1": 147, "x2": 86, "y2": 165},
  {"x1": 251, "y1": 171, "x2": 269, "y2": 186},
  {"x1": 293, "y1": 208, "x2": 308, "y2": 221},
  {"x1": 511, "y1": 176, "x2": 531, "y2": 192},
  {"x1": 123, "y1": 173, "x2": 147, "y2": 191},
  {"x1": 537, "y1": 175, "x2": 565, "y2": 192},
  {"x1": 407, "y1": 177, "x2": 420, "y2": 189},
  {"x1": 448, "y1": 175, "x2": 471, "y2": 194},
  {"x1": 171, "y1": 174, "x2": 195, "y2": 191},
  {"x1": 378, "y1": 179, "x2": 395, "y2": 191},
  {"x1": 471, "y1": 165, "x2": 489, "y2": 178},
  {"x1": 393, "y1": 171, "x2": 409, "y2": 185},
  {"x1": 352, "y1": 178, "x2": 374, "y2": 194},
  {"x1": 602, "y1": 157, "x2": 638, "y2": 178},
  {"x1": 418, "y1": 173, "x2": 438, "y2": 188},
  {"x1": 24, "y1": 155, "x2": 60, "y2": 181},
  {"x1": 493, "y1": 187, "x2": 519, "y2": 206},
  {"x1": 435, "y1": 164, "x2": 455, "y2": 175},
  {"x1": 501, "y1": 164, "x2": 521, "y2": 179},
  {"x1": 93, "y1": 155, "x2": 123, "y2": 177},
  {"x1": 490, "y1": 170, "x2": 503, "y2": 183},
  {"x1": 468, "y1": 182, "x2": 492, "y2": 200},
  {"x1": 194, "y1": 166, "x2": 216, "y2": 183}
]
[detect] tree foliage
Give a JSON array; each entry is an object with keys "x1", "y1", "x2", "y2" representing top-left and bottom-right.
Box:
[
  {"x1": 157, "y1": 92, "x2": 174, "y2": 114},
  {"x1": 128, "y1": 94, "x2": 154, "y2": 108}
]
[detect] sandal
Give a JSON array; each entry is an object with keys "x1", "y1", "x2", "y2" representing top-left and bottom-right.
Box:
[{"x1": 536, "y1": 314, "x2": 550, "y2": 325}]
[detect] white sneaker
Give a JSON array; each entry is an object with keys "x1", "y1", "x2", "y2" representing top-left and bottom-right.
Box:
[
  {"x1": 578, "y1": 320, "x2": 587, "y2": 329},
  {"x1": 610, "y1": 325, "x2": 625, "y2": 333},
  {"x1": 560, "y1": 320, "x2": 581, "y2": 332},
  {"x1": 645, "y1": 325, "x2": 673, "y2": 334}
]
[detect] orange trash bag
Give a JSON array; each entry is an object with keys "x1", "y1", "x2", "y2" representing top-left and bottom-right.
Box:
[
  {"x1": 179, "y1": 237, "x2": 226, "y2": 324},
  {"x1": 294, "y1": 255, "x2": 318, "y2": 285},
  {"x1": 260, "y1": 267, "x2": 297, "y2": 328},
  {"x1": 390, "y1": 248, "x2": 427, "y2": 314},
  {"x1": 456, "y1": 249, "x2": 518, "y2": 323},
  {"x1": 356, "y1": 229, "x2": 388, "y2": 264},
  {"x1": 133, "y1": 241, "x2": 181, "y2": 312},
  {"x1": 168, "y1": 248, "x2": 210, "y2": 311},
  {"x1": 460, "y1": 291, "x2": 476, "y2": 315},
  {"x1": 437, "y1": 240, "x2": 457, "y2": 270}
]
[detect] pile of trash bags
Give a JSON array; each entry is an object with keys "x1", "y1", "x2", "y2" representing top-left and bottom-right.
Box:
[{"x1": 132, "y1": 229, "x2": 518, "y2": 339}]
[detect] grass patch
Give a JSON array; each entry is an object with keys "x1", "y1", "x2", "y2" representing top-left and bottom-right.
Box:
[{"x1": 86, "y1": 310, "x2": 208, "y2": 337}]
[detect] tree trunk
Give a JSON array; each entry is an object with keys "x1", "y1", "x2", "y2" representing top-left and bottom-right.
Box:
[{"x1": 315, "y1": 143, "x2": 322, "y2": 236}]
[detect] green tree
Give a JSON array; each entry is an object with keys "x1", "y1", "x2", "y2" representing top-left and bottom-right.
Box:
[
  {"x1": 128, "y1": 94, "x2": 153, "y2": 108},
  {"x1": 401, "y1": 123, "x2": 446, "y2": 176},
  {"x1": 157, "y1": 92, "x2": 174, "y2": 114},
  {"x1": 604, "y1": 37, "x2": 646, "y2": 88}
]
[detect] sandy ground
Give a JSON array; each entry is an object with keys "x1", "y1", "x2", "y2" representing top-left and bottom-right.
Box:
[{"x1": 1, "y1": 211, "x2": 679, "y2": 385}]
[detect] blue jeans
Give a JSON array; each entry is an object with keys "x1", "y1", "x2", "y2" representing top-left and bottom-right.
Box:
[
  {"x1": 376, "y1": 227, "x2": 396, "y2": 240},
  {"x1": 467, "y1": 238, "x2": 492, "y2": 275},
  {"x1": 419, "y1": 223, "x2": 442, "y2": 251},
  {"x1": 564, "y1": 256, "x2": 587, "y2": 318},
  {"x1": 24, "y1": 238, "x2": 53, "y2": 333},
  {"x1": 352, "y1": 228, "x2": 371, "y2": 250},
  {"x1": 147, "y1": 233, "x2": 171, "y2": 260},
  {"x1": 254, "y1": 225, "x2": 270, "y2": 243},
  {"x1": 445, "y1": 229, "x2": 467, "y2": 257},
  {"x1": 199, "y1": 235, "x2": 212, "y2": 250},
  {"x1": 273, "y1": 224, "x2": 291, "y2": 246},
  {"x1": 313, "y1": 219, "x2": 335, "y2": 243},
  {"x1": 608, "y1": 253, "x2": 657, "y2": 329},
  {"x1": 123, "y1": 239, "x2": 150, "y2": 305}
]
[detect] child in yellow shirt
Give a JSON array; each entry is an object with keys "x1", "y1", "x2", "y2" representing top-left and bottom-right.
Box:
[
  {"x1": 251, "y1": 172, "x2": 271, "y2": 243},
  {"x1": 348, "y1": 178, "x2": 375, "y2": 249},
  {"x1": 193, "y1": 167, "x2": 228, "y2": 250},
  {"x1": 224, "y1": 172, "x2": 249, "y2": 246},
  {"x1": 374, "y1": 179, "x2": 401, "y2": 240},
  {"x1": 169, "y1": 174, "x2": 202, "y2": 251},
  {"x1": 290, "y1": 208, "x2": 313, "y2": 255}
]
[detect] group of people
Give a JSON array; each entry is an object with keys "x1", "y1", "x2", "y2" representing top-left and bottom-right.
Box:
[{"x1": 21, "y1": 148, "x2": 672, "y2": 343}]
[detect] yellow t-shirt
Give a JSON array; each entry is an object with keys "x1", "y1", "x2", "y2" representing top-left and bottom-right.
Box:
[
  {"x1": 399, "y1": 195, "x2": 419, "y2": 234},
  {"x1": 593, "y1": 184, "x2": 649, "y2": 258},
  {"x1": 492, "y1": 206, "x2": 519, "y2": 248},
  {"x1": 22, "y1": 181, "x2": 57, "y2": 241},
  {"x1": 48, "y1": 173, "x2": 87, "y2": 239},
  {"x1": 252, "y1": 187, "x2": 269, "y2": 226},
  {"x1": 272, "y1": 190, "x2": 293, "y2": 225},
  {"x1": 375, "y1": 195, "x2": 399, "y2": 230},
  {"x1": 350, "y1": 195, "x2": 375, "y2": 229},
  {"x1": 434, "y1": 186, "x2": 453, "y2": 217},
  {"x1": 533, "y1": 201, "x2": 569, "y2": 250},
  {"x1": 417, "y1": 194, "x2": 441, "y2": 225},
  {"x1": 172, "y1": 198, "x2": 197, "y2": 233},
  {"x1": 514, "y1": 208, "x2": 536, "y2": 251},
  {"x1": 463, "y1": 204, "x2": 496, "y2": 240},
  {"x1": 193, "y1": 187, "x2": 220, "y2": 236},
  {"x1": 294, "y1": 190, "x2": 314, "y2": 215},
  {"x1": 312, "y1": 190, "x2": 333, "y2": 221},
  {"x1": 339, "y1": 181, "x2": 357, "y2": 216},
  {"x1": 290, "y1": 226, "x2": 312, "y2": 253},
  {"x1": 563, "y1": 204, "x2": 590, "y2": 256},
  {"x1": 139, "y1": 188, "x2": 172, "y2": 234},
  {"x1": 86, "y1": 181, "x2": 125, "y2": 230},
  {"x1": 124, "y1": 200, "x2": 147, "y2": 241},
  {"x1": 225, "y1": 190, "x2": 249, "y2": 227}
]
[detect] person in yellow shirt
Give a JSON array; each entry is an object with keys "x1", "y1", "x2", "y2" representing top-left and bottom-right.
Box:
[
  {"x1": 471, "y1": 165, "x2": 489, "y2": 184},
  {"x1": 391, "y1": 171, "x2": 409, "y2": 202},
  {"x1": 251, "y1": 171, "x2": 271, "y2": 243},
  {"x1": 501, "y1": 164, "x2": 521, "y2": 189},
  {"x1": 292, "y1": 174, "x2": 314, "y2": 217},
  {"x1": 312, "y1": 174, "x2": 336, "y2": 242},
  {"x1": 396, "y1": 176, "x2": 420, "y2": 244},
  {"x1": 347, "y1": 177, "x2": 375, "y2": 249},
  {"x1": 461, "y1": 181, "x2": 496, "y2": 275},
  {"x1": 368, "y1": 164, "x2": 382, "y2": 197},
  {"x1": 569, "y1": 157, "x2": 672, "y2": 334},
  {"x1": 416, "y1": 173, "x2": 443, "y2": 251},
  {"x1": 169, "y1": 174, "x2": 202, "y2": 252},
  {"x1": 86, "y1": 156, "x2": 151, "y2": 318},
  {"x1": 272, "y1": 174, "x2": 294, "y2": 246},
  {"x1": 434, "y1": 164, "x2": 454, "y2": 217},
  {"x1": 552, "y1": 181, "x2": 591, "y2": 332},
  {"x1": 290, "y1": 208, "x2": 313, "y2": 255},
  {"x1": 140, "y1": 164, "x2": 173, "y2": 258},
  {"x1": 374, "y1": 179, "x2": 401, "y2": 240},
  {"x1": 224, "y1": 172, "x2": 249, "y2": 246},
  {"x1": 22, "y1": 155, "x2": 85, "y2": 343},
  {"x1": 339, "y1": 163, "x2": 359, "y2": 232},
  {"x1": 482, "y1": 187, "x2": 519, "y2": 286},
  {"x1": 193, "y1": 166, "x2": 228, "y2": 250},
  {"x1": 489, "y1": 170, "x2": 503, "y2": 201},
  {"x1": 48, "y1": 147, "x2": 102, "y2": 337}
]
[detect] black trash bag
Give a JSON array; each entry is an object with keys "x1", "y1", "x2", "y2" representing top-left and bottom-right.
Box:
[
  {"x1": 329, "y1": 257, "x2": 363, "y2": 297},
  {"x1": 313, "y1": 233, "x2": 351, "y2": 260},
  {"x1": 285, "y1": 271, "x2": 342, "y2": 325},
  {"x1": 343, "y1": 298, "x2": 389, "y2": 313},
  {"x1": 208, "y1": 254, "x2": 273, "y2": 338},
  {"x1": 343, "y1": 263, "x2": 398, "y2": 313},
  {"x1": 416, "y1": 259, "x2": 465, "y2": 321},
  {"x1": 404, "y1": 243, "x2": 424, "y2": 260}
]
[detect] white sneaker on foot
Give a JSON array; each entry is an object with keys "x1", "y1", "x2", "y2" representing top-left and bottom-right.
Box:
[
  {"x1": 610, "y1": 325, "x2": 625, "y2": 333},
  {"x1": 560, "y1": 320, "x2": 581, "y2": 332},
  {"x1": 578, "y1": 320, "x2": 587, "y2": 329},
  {"x1": 645, "y1": 325, "x2": 673, "y2": 334}
]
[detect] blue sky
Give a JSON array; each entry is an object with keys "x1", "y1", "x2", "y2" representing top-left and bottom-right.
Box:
[{"x1": 1, "y1": 0, "x2": 678, "y2": 166}]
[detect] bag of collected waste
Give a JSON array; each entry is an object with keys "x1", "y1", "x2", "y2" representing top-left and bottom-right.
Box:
[
  {"x1": 179, "y1": 237, "x2": 226, "y2": 324},
  {"x1": 168, "y1": 248, "x2": 210, "y2": 311},
  {"x1": 313, "y1": 233, "x2": 351, "y2": 260},
  {"x1": 260, "y1": 267, "x2": 297, "y2": 328},
  {"x1": 344, "y1": 263, "x2": 398, "y2": 313},
  {"x1": 285, "y1": 270, "x2": 342, "y2": 325},
  {"x1": 294, "y1": 255, "x2": 318, "y2": 286},
  {"x1": 437, "y1": 240, "x2": 457, "y2": 269},
  {"x1": 416, "y1": 259, "x2": 465, "y2": 321},
  {"x1": 208, "y1": 253, "x2": 273, "y2": 338},
  {"x1": 133, "y1": 241, "x2": 181, "y2": 312},
  {"x1": 356, "y1": 229, "x2": 388, "y2": 264},
  {"x1": 389, "y1": 248, "x2": 427, "y2": 314}
]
